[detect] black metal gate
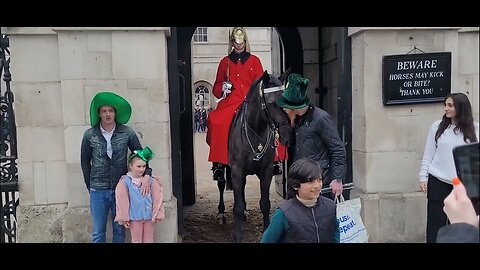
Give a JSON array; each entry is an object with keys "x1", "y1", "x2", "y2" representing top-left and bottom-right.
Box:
[{"x1": 0, "y1": 29, "x2": 19, "y2": 243}]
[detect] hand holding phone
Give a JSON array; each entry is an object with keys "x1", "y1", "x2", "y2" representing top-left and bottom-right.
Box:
[
  {"x1": 443, "y1": 177, "x2": 479, "y2": 227},
  {"x1": 453, "y1": 142, "x2": 479, "y2": 200},
  {"x1": 453, "y1": 142, "x2": 479, "y2": 215}
]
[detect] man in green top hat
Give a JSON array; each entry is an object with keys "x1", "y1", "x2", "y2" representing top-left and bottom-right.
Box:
[
  {"x1": 276, "y1": 74, "x2": 346, "y2": 200},
  {"x1": 81, "y1": 91, "x2": 151, "y2": 243}
]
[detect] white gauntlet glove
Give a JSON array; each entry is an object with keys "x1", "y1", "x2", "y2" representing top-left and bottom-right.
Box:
[
  {"x1": 216, "y1": 81, "x2": 233, "y2": 103},
  {"x1": 222, "y1": 81, "x2": 232, "y2": 95}
]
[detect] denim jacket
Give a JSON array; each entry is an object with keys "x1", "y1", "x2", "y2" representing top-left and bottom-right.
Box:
[{"x1": 81, "y1": 123, "x2": 143, "y2": 190}]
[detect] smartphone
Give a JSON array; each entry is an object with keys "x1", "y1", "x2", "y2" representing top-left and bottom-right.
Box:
[{"x1": 453, "y1": 142, "x2": 479, "y2": 201}]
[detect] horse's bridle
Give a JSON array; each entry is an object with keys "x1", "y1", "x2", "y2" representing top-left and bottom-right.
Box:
[
  {"x1": 241, "y1": 80, "x2": 287, "y2": 161},
  {"x1": 259, "y1": 81, "x2": 288, "y2": 134}
]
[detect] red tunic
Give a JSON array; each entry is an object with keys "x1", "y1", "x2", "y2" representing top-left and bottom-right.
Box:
[
  {"x1": 207, "y1": 53, "x2": 263, "y2": 164},
  {"x1": 207, "y1": 53, "x2": 287, "y2": 164}
]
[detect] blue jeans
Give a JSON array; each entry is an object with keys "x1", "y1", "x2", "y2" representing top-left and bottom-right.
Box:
[{"x1": 89, "y1": 188, "x2": 125, "y2": 243}]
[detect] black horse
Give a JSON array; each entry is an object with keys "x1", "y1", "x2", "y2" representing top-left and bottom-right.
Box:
[{"x1": 216, "y1": 70, "x2": 291, "y2": 243}]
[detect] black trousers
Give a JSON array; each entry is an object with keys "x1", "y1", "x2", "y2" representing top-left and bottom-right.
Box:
[{"x1": 426, "y1": 174, "x2": 453, "y2": 243}]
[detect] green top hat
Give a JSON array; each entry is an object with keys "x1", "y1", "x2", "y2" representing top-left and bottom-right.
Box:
[
  {"x1": 276, "y1": 73, "x2": 310, "y2": 109},
  {"x1": 89, "y1": 92, "x2": 132, "y2": 127},
  {"x1": 129, "y1": 146, "x2": 155, "y2": 163}
]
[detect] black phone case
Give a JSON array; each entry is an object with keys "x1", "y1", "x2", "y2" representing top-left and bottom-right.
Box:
[{"x1": 453, "y1": 142, "x2": 479, "y2": 199}]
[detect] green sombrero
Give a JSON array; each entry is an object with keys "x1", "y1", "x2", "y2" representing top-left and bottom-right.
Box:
[
  {"x1": 89, "y1": 92, "x2": 132, "y2": 127},
  {"x1": 276, "y1": 73, "x2": 310, "y2": 109}
]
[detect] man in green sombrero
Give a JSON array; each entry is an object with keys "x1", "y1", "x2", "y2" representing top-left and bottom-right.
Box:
[
  {"x1": 81, "y1": 91, "x2": 150, "y2": 243},
  {"x1": 276, "y1": 73, "x2": 346, "y2": 200}
]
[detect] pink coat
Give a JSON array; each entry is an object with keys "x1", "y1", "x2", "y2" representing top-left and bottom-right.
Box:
[{"x1": 115, "y1": 175, "x2": 165, "y2": 224}]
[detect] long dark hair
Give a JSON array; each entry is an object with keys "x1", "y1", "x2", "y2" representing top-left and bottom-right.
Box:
[{"x1": 435, "y1": 93, "x2": 477, "y2": 144}]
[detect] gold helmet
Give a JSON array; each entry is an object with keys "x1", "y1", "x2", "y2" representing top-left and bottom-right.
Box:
[{"x1": 229, "y1": 27, "x2": 251, "y2": 53}]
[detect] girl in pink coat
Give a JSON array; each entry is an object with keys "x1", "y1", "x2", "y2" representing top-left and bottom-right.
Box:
[{"x1": 115, "y1": 147, "x2": 165, "y2": 243}]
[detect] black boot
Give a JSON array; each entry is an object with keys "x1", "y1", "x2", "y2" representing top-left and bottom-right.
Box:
[
  {"x1": 212, "y1": 162, "x2": 225, "y2": 181},
  {"x1": 273, "y1": 161, "x2": 282, "y2": 176}
]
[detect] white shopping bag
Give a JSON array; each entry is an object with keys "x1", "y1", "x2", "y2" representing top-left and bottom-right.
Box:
[{"x1": 335, "y1": 195, "x2": 369, "y2": 243}]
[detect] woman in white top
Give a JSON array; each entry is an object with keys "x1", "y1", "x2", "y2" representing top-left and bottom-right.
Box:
[{"x1": 419, "y1": 92, "x2": 479, "y2": 243}]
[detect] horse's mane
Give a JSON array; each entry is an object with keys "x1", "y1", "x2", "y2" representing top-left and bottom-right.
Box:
[{"x1": 244, "y1": 75, "x2": 264, "y2": 104}]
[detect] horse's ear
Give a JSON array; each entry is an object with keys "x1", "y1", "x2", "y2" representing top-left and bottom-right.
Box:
[
  {"x1": 278, "y1": 67, "x2": 291, "y2": 83},
  {"x1": 262, "y1": 70, "x2": 269, "y2": 84}
]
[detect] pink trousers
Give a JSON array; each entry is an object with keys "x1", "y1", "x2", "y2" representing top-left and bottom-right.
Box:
[{"x1": 130, "y1": 220, "x2": 155, "y2": 243}]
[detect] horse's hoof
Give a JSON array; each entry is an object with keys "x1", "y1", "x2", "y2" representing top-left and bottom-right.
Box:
[{"x1": 216, "y1": 213, "x2": 226, "y2": 225}]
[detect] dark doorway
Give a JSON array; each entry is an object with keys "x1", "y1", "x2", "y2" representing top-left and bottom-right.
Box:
[{"x1": 275, "y1": 27, "x2": 303, "y2": 75}]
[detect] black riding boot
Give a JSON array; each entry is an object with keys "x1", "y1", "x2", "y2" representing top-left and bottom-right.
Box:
[
  {"x1": 212, "y1": 162, "x2": 225, "y2": 181},
  {"x1": 273, "y1": 161, "x2": 282, "y2": 175}
]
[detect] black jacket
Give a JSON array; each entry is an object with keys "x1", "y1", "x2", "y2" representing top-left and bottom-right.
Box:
[
  {"x1": 292, "y1": 105, "x2": 346, "y2": 185},
  {"x1": 437, "y1": 223, "x2": 479, "y2": 243},
  {"x1": 279, "y1": 196, "x2": 337, "y2": 243}
]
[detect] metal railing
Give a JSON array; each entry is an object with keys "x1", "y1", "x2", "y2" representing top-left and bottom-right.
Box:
[
  {"x1": 1, "y1": 28, "x2": 19, "y2": 243},
  {"x1": 320, "y1": 182, "x2": 354, "y2": 194}
]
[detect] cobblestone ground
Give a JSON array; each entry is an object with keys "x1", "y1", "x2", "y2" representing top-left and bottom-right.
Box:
[{"x1": 181, "y1": 133, "x2": 284, "y2": 243}]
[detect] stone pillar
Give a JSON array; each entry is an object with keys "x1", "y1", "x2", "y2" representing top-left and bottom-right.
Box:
[{"x1": 348, "y1": 27, "x2": 479, "y2": 242}]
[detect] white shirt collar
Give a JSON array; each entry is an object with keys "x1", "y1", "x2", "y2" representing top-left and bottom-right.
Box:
[{"x1": 100, "y1": 123, "x2": 116, "y2": 134}]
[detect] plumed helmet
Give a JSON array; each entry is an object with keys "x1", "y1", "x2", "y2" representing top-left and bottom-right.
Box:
[{"x1": 228, "y1": 27, "x2": 251, "y2": 53}]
